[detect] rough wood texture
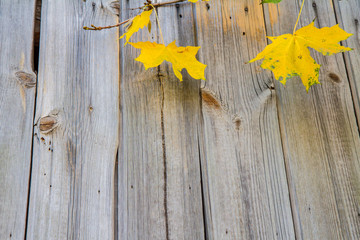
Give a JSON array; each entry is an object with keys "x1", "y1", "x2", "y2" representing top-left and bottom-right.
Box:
[
  {"x1": 158, "y1": 1, "x2": 205, "y2": 239},
  {"x1": 195, "y1": 0, "x2": 295, "y2": 239},
  {"x1": 118, "y1": 0, "x2": 205, "y2": 239},
  {"x1": 26, "y1": 1, "x2": 119, "y2": 239},
  {"x1": 2, "y1": 0, "x2": 360, "y2": 239},
  {"x1": 0, "y1": 1, "x2": 37, "y2": 239},
  {"x1": 118, "y1": 1, "x2": 165, "y2": 238},
  {"x1": 333, "y1": 0, "x2": 360, "y2": 127},
  {"x1": 263, "y1": 0, "x2": 360, "y2": 239}
]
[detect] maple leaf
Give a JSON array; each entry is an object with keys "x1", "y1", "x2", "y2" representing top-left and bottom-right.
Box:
[
  {"x1": 129, "y1": 41, "x2": 207, "y2": 81},
  {"x1": 249, "y1": 22, "x2": 352, "y2": 91},
  {"x1": 120, "y1": 9, "x2": 153, "y2": 45}
]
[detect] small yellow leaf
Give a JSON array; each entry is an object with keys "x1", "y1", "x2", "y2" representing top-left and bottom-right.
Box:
[
  {"x1": 129, "y1": 41, "x2": 207, "y2": 81},
  {"x1": 120, "y1": 9, "x2": 153, "y2": 45},
  {"x1": 249, "y1": 22, "x2": 352, "y2": 91}
]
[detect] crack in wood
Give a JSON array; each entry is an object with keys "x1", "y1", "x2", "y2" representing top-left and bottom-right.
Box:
[
  {"x1": 24, "y1": 0, "x2": 42, "y2": 239},
  {"x1": 158, "y1": 67, "x2": 169, "y2": 240}
]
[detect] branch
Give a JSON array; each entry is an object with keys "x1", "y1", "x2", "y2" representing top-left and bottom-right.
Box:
[
  {"x1": 130, "y1": 0, "x2": 187, "y2": 10},
  {"x1": 83, "y1": 19, "x2": 130, "y2": 31},
  {"x1": 153, "y1": 0, "x2": 187, "y2": 7},
  {"x1": 83, "y1": 0, "x2": 188, "y2": 31}
]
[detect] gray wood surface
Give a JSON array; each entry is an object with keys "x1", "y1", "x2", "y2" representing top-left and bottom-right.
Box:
[
  {"x1": 1, "y1": 0, "x2": 359, "y2": 239},
  {"x1": 26, "y1": 1, "x2": 120, "y2": 239},
  {"x1": 118, "y1": 1, "x2": 165, "y2": 239},
  {"x1": 333, "y1": 0, "x2": 360, "y2": 128},
  {"x1": 195, "y1": 0, "x2": 295, "y2": 239},
  {"x1": 0, "y1": 1, "x2": 37, "y2": 239},
  {"x1": 158, "y1": 1, "x2": 205, "y2": 239},
  {"x1": 118, "y1": 0, "x2": 205, "y2": 239},
  {"x1": 263, "y1": 0, "x2": 360, "y2": 239}
]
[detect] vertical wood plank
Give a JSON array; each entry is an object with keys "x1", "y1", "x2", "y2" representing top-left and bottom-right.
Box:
[
  {"x1": 158, "y1": 1, "x2": 205, "y2": 239},
  {"x1": 0, "y1": 0, "x2": 36, "y2": 239},
  {"x1": 118, "y1": 1, "x2": 205, "y2": 239},
  {"x1": 195, "y1": 0, "x2": 295, "y2": 239},
  {"x1": 263, "y1": 0, "x2": 360, "y2": 239},
  {"x1": 118, "y1": 1, "x2": 165, "y2": 239},
  {"x1": 333, "y1": 0, "x2": 360, "y2": 127},
  {"x1": 27, "y1": 1, "x2": 120, "y2": 239}
]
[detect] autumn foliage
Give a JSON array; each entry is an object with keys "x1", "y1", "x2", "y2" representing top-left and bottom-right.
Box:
[{"x1": 84, "y1": 0, "x2": 353, "y2": 91}]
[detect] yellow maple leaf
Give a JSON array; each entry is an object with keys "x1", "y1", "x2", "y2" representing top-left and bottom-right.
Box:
[
  {"x1": 120, "y1": 9, "x2": 153, "y2": 45},
  {"x1": 188, "y1": 0, "x2": 209, "y2": 2},
  {"x1": 129, "y1": 41, "x2": 207, "y2": 81},
  {"x1": 249, "y1": 22, "x2": 352, "y2": 91}
]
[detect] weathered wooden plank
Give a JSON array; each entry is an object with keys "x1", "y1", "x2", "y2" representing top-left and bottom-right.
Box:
[
  {"x1": 26, "y1": 1, "x2": 120, "y2": 239},
  {"x1": 195, "y1": 0, "x2": 295, "y2": 239},
  {"x1": 333, "y1": 0, "x2": 360, "y2": 128},
  {"x1": 0, "y1": 0, "x2": 37, "y2": 239},
  {"x1": 118, "y1": 2, "x2": 165, "y2": 239},
  {"x1": 263, "y1": 0, "x2": 360, "y2": 239},
  {"x1": 118, "y1": 1, "x2": 205, "y2": 239},
  {"x1": 157, "y1": 1, "x2": 205, "y2": 239}
]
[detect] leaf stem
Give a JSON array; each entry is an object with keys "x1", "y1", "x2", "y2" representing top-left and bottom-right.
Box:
[
  {"x1": 151, "y1": 4, "x2": 165, "y2": 45},
  {"x1": 293, "y1": 0, "x2": 305, "y2": 34}
]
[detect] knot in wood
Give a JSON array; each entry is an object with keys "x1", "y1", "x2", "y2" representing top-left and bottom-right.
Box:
[
  {"x1": 15, "y1": 71, "x2": 36, "y2": 88},
  {"x1": 233, "y1": 118, "x2": 241, "y2": 131},
  {"x1": 39, "y1": 115, "x2": 58, "y2": 134},
  {"x1": 202, "y1": 90, "x2": 221, "y2": 109},
  {"x1": 108, "y1": 1, "x2": 120, "y2": 16},
  {"x1": 328, "y1": 72, "x2": 341, "y2": 83}
]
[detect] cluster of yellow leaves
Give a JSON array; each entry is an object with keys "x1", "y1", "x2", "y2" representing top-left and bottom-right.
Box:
[
  {"x1": 121, "y1": 1, "x2": 207, "y2": 81},
  {"x1": 250, "y1": 22, "x2": 352, "y2": 91},
  {"x1": 118, "y1": 0, "x2": 352, "y2": 91}
]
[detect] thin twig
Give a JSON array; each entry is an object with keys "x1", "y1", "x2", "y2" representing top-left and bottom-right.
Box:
[
  {"x1": 83, "y1": 19, "x2": 130, "y2": 31},
  {"x1": 130, "y1": 0, "x2": 186, "y2": 10},
  {"x1": 153, "y1": 0, "x2": 186, "y2": 7},
  {"x1": 83, "y1": 0, "x2": 188, "y2": 31}
]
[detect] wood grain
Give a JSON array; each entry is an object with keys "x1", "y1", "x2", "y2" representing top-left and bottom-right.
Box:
[
  {"x1": 158, "y1": 1, "x2": 205, "y2": 239},
  {"x1": 195, "y1": 0, "x2": 295, "y2": 239},
  {"x1": 333, "y1": 0, "x2": 360, "y2": 128},
  {"x1": 26, "y1": 1, "x2": 120, "y2": 239},
  {"x1": 118, "y1": 1, "x2": 165, "y2": 239},
  {"x1": 0, "y1": 1, "x2": 37, "y2": 239},
  {"x1": 1, "y1": 0, "x2": 359, "y2": 239},
  {"x1": 118, "y1": 0, "x2": 205, "y2": 239},
  {"x1": 263, "y1": 0, "x2": 360, "y2": 239}
]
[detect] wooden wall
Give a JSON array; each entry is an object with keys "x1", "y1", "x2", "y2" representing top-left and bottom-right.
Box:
[{"x1": 0, "y1": 0, "x2": 359, "y2": 239}]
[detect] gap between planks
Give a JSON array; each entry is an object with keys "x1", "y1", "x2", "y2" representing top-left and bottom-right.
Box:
[{"x1": 24, "y1": 0, "x2": 42, "y2": 239}]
